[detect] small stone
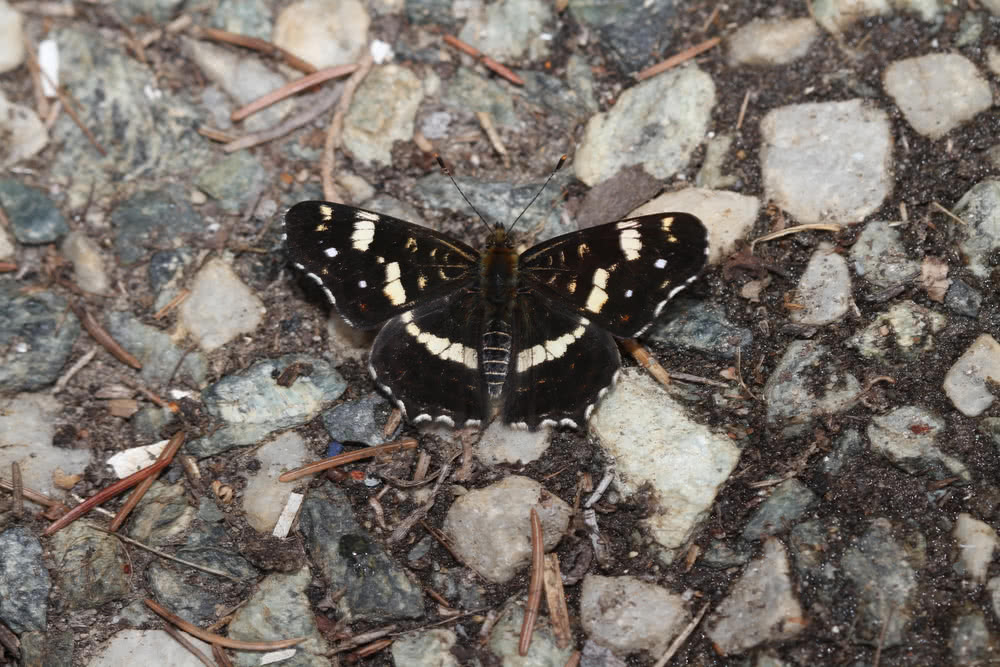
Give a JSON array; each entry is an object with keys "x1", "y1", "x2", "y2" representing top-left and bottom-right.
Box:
[
  {"x1": 0, "y1": 92, "x2": 48, "y2": 167},
  {"x1": 242, "y1": 431, "x2": 312, "y2": 533},
  {"x1": 0, "y1": 180, "x2": 69, "y2": 244},
  {"x1": 850, "y1": 220, "x2": 920, "y2": 287},
  {"x1": 0, "y1": 2, "x2": 25, "y2": 73},
  {"x1": 706, "y1": 538, "x2": 805, "y2": 655},
  {"x1": 210, "y1": 0, "x2": 272, "y2": 40},
  {"x1": 764, "y1": 340, "x2": 860, "y2": 431},
  {"x1": 0, "y1": 393, "x2": 90, "y2": 501},
  {"x1": 228, "y1": 567, "x2": 330, "y2": 665},
  {"x1": 591, "y1": 369, "x2": 740, "y2": 559},
  {"x1": 86, "y1": 629, "x2": 212, "y2": 667},
  {"x1": 128, "y1": 481, "x2": 196, "y2": 546},
  {"x1": 110, "y1": 187, "x2": 202, "y2": 264},
  {"x1": 194, "y1": 151, "x2": 266, "y2": 213},
  {"x1": 727, "y1": 18, "x2": 818, "y2": 66},
  {"x1": 868, "y1": 405, "x2": 971, "y2": 481},
  {"x1": 322, "y1": 393, "x2": 398, "y2": 446},
  {"x1": 0, "y1": 283, "x2": 81, "y2": 392},
  {"x1": 177, "y1": 258, "x2": 266, "y2": 352},
  {"x1": 951, "y1": 613, "x2": 993, "y2": 666},
  {"x1": 298, "y1": 484, "x2": 424, "y2": 620},
  {"x1": 442, "y1": 67, "x2": 517, "y2": 126},
  {"x1": 742, "y1": 479, "x2": 817, "y2": 541},
  {"x1": 457, "y1": 0, "x2": 552, "y2": 61},
  {"x1": 575, "y1": 64, "x2": 715, "y2": 186},
  {"x1": 629, "y1": 187, "x2": 759, "y2": 263},
  {"x1": 475, "y1": 420, "x2": 553, "y2": 465},
  {"x1": 945, "y1": 279, "x2": 983, "y2": 318},
  {"x1": 0, "y1": 226, "x2": 13, "y2": 260},
  {"x1": 811, "y1": 0, "x2": 891, "y2": 32},
  {"x1": 487, "y1": 602, "x2": 575, "y2": 665},
  {"x1": 789, "y1": 242, "x2": 851, "y2": 325},
  {"x1": 391, "y1": 630, "x2": 460, "y2": 667},
  {"x1": 943, "y1": 334, "x2": 1000, "y2": 417},
  {"x1": 186, "y1": 354, "x2": 346, "y2": 458},
  {"x1": 442, "y1": 476, "x2": 571, "y2": 583},
  {"x1": 0, "y1": 525, "x2": 49, "y2": 632},
  {"x1": 106, "y1": 311, "x2": 209, "y2": 387},
  {"x1": 580, "y1": 575, "x2": 689, "y2": 657},
  {"x1": 650, "y1": 299, "x2": 752, "y2": 360},
  {"x1": 884, "y1": 54, "x2": 992, "y2": 139},
  {"x1": 953, "y1": 513, "x2": 999, "y2": 583},
  {"x1": 182, "y1": 38, "x2": 291, "y2": 132},
  {"x1": 952, "y1": 180, "x2": 1000, "y2": 279},
  {"x1": 343, "y1": 64, "x2": 425, "y2": 167},
  {"x1": 760, "y1": 100, "x2": 892, "y2": 224},
  {"x1": 988, "y1": 46, "x2": 1000, "y2": 76},
  {"x1": 61, "y1": 231, "x2": 111, "y2": 295},
  {"x1": 274, "y1": 0, "x2": 370, "y2": 69},
  {"x1": 50, "y1": 521, "x2": 130, "y2": 610},
  {"x1": 848, "y1": 300, "x2": 946, "y2": 362}
]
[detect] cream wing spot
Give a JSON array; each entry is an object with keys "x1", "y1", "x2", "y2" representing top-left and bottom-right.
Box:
[
  {"x1": 324, "y1": 247, "x2": 338, "y2": 258},
  {"x1": 619, "y1": 228, "x2": 642, "y2": 261},
  {"x1": 585, "y1": 267, "x2": 610, "y2": 313},
  {"x1": 654, "y1": 258, "x2": 667, "y2": 269},
  {"x1": 383, "y1": 261, "x2": 407, "y2": 306},
  {"x1": 319, "y1": 204, "x2": 333, "y2": 220},
  {"x1": 350, "y1": 220, "x2": 375, "y2": 251}
]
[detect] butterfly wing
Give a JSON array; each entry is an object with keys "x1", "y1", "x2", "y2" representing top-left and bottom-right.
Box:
[
  {"x1": 284, "y1": 201, "x2": 480, "y2": 328},
  {"x1": 369, "y1": 291, "x2": 487, "y2": 427},
  {"x1": 502, "y1": 290, "x2": 620, "y2": 429},
  {"x1": 519, "y1": 213, "x2": 709, "y2": 337}
]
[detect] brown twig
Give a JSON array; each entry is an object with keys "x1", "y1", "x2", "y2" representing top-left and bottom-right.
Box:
[
  {"x1": 563, "y1": 652, "x2": 581, "y2": 667},
  {"x1": 321, "y1": 51, "x2": 374, "y2": 201},
  {"x1": 621, "y1": 338, "x2": 671, "y2": 386},
  {"x1": 750, "y1": 223, "x2": 843, "y2": 251},
  {"x1": 351, "y1": 638, "x2": 393, "y2": 660},
  {"x1": 223, "y1": 83, "x2": 344, "y2": 153},
  {"x1": 194, "y1": 26, "x2": 317, "y2": 74},
  {"x1": 519, "y1": 508, "x2": 544, "y2": 656},
  {"x1": 198, "y1": 126, "x2": 240, "y2": 143},
  {"x1": 331, "y1": 625, "x2": 398, "y2": 653},
  {"x1": 161, "y1": 624, "x2": 216, "y2": 667},
  {"x1": 71, "y1": 302, "x2": 142, "y2": 370},
  {"x1": 635, "y1": 37, "x2": 721, "y2": 81},
  {"x1": 0, "y1": 262, "x2": 16, "y2": 273},
  {"x1": 278, "y1": 438, "x2": 418, "y2": 482},
  {"x1": 231, "y1": 64, "x2": 359, "y2": 123},
  {"x1": 144, "y1": 598, "x2": 306, "y2": 650},
  {"x1": 542, "y1": 553, "x2": 571, "y2": 648},
  {"x1": 108, "y1": 471, "x2": 156, "y2": 532},
  {"x1": 442, "y1": 34, "x2": 525, "y2": 85},
  {"x1": 0, "y1": 476, "x2": 68, "y2": 511},
  {"x1": 43, "y1": 431, "x2": 185, "y2": 536},
  {"x1": 23, "y1": 38, "x2": 107, "y2": 155},
  {"x1": 152, "y1": 289, "x2": 191, "y2": 320},
  {"x1": 211, "y1": 643, "x2": 234, "y2": 667}
]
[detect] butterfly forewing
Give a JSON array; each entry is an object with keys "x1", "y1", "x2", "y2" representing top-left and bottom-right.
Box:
[
  {"x1": 284, "y1": 201, "x2": 479, "y2": 328},
  {"x1": 519, "y1": 212, "x2": 709, "y2": 338}
]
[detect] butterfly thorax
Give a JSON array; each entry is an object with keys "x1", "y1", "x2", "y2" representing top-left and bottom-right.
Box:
[{"x1": 479, "y1": 224, "x2": 518, "y2": 406}]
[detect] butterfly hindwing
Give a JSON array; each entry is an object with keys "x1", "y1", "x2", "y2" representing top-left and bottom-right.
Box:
[
  {"x1": 283, "y1": 201, "x2": 479, "y2": 328},
  {"x1": 369, "y1": 291, "x2": 487, "y2": 427},
  {"x1": 503, "y1": 291, "x2": 620, "y2": 429},
  {"x1": 519, "y1": 212, "x2": 709, "y2": 337}
]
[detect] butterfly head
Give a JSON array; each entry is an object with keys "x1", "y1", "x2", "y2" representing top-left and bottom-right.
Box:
[{"x1": 487, "y1": 223, "x2": 513, "y2": 249}]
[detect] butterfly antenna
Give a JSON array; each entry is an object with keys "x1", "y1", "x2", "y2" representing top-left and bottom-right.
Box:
[
  {"x1": 435, "y1": 155, "x2": 493, "y2": 234},
  {"x1": 507, "y1": 154, "x2": 567, "y2": 234}
]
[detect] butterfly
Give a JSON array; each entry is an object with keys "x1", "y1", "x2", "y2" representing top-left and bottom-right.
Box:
[{"x1": 283, "y1": 165, "x2": 708, "y2": 430}]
